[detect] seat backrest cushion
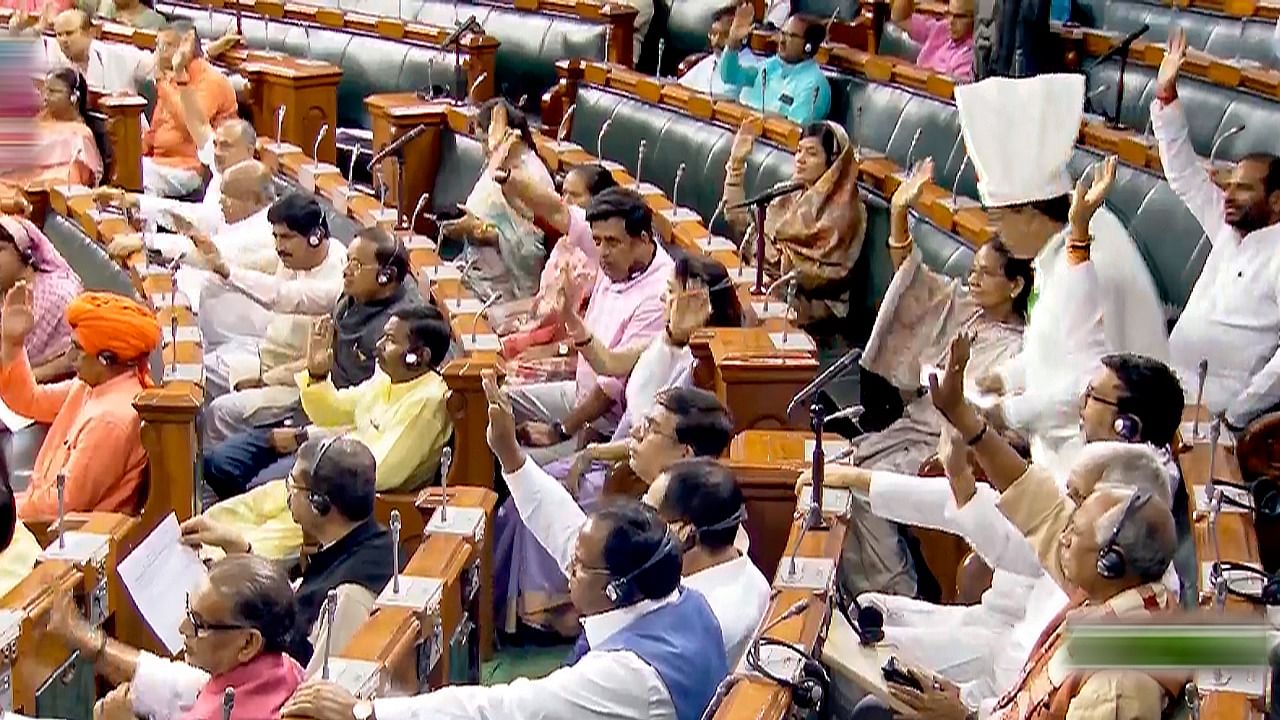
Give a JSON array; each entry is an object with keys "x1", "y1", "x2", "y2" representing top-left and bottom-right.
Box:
[{"x1": 1103, "y1": 1, "x2": 1278, "y2": 69}]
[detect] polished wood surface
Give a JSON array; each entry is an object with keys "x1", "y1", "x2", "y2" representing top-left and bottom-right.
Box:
[{"x1": 691, "y1": 328, "x2": 819, "y2": 433}]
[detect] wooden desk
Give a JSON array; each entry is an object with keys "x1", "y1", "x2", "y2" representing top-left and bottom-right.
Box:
[
  {"x1": 364, "y1": 96, "x2": 451, "y2": 233},
  {"x1": 691, "y1": 328, "x2": 819, "y2": 433},
  {"x1": 2, "y1": 562, "x2": 88, "y2": 716}
]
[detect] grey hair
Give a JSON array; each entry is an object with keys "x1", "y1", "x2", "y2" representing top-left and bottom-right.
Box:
[
  {"x1": 220, "y1": 118, "x2": 258, "y2": 150},
  {"x1": 1093, "y1": 488, "x2": 1176, "y2": 583},
  {"x1": 1074, "y1": 441, "x2": 1172, "y2": 506},
  {"x1": 206, "y1": 554, "x2": 297, "y2": 653}
]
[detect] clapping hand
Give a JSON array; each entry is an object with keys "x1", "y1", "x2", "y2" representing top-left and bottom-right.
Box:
[
  {"x1": 928, "y1": 332, "x2": 972, "y2": 423},
  {"x1": 666, "y1": 279, "x2": 712, "y2": 344},
  {"x1": 892, "y1": 158, "x2": 934, "y2": 211},
  {"x1": 730, "y1": 116, "x2": 763, "y2": 166},
  {"x1": 1068, "y1": 154, "x2": 1116, "y2": 243},
  {"x1": 307, "y1": 317, "x2": 335, "y2": 379},
  {"x1": 1156, "y1": 26, "x2": 1187, "y2": 99},
  {"x1": 1, "y1": 281, "x2": 35, "y2": 348}
]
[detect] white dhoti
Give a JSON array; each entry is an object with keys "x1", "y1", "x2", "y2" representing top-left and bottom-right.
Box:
[
  {"x1": 205, "y1": 384, "x2": 301, "y2": 444},
  {"x1": 142, "y1": 158, "x2": 204, "y2": 198}
]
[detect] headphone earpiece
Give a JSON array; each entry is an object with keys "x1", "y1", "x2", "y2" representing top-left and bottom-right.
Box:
[
  {"x1": 307, "y1": 231, "x2": 323, "y2": 248},
  {"x1": 1113, "y1": 413, "x2": 1142, "y2": 442},
  {"x1": 1096, "y1": 491, "x2": 1150, "y2": 580},
  {"x1": 604, "y1": 531, "x2": 678, "y2": 606},
  {"x1": 376, "y1": 267, "x2": 392, "y2": 285},
  {"x1": 309, "y1": 491, "x2": 332, "y2": 515},
  {"x1": 308, "y1": 437, "x2": 338, "y2": 515},
  {"x1": 804, "y1": 42, "x2": 813, "y2": 53},
  {"x1": 97, "y1": 350, "x2": 118, "y2": 366},
  {"x1": 403, "y1": 351, "x2": 420, "y2": 368}
]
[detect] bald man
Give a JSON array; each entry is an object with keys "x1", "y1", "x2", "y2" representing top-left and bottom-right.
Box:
[
  {"x1": 38, "y1": 9, "x2": 153, "y2": 93},
  {"x1": 890, "y1": 0, "x2": 975, "y2": 82},
  {"x1": 99, "y1": 118, "x2": 256, "y2": 240}
]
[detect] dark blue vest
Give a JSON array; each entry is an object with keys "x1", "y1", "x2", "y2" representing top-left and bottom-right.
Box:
[{"x1": 567, "y1": 589, "x2": 728, "y2": 720}]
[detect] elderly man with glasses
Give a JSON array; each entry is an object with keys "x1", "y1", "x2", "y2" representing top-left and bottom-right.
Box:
[
  {"x1": 45, "y1": 554, "x2": 304, "y2": 720},
  {"x1": 889, "y1": 0, "x2": 976, "y2": 82}
]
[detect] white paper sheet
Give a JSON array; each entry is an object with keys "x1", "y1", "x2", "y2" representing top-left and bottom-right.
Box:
[
  {"x1": 769, "y1": 332, "x2": 815, "y2": 351},
  {"x1": 696, "y1": 236, "x2": 738, "y2": 253},
  {"x1": 1194, "y1": 484, "x2": 1251, "y2": 514},
  {"x1": 0, "y1": 397, "x2": 32, "y2": 432},
  {"x1": 117, "y1": 513, "x2": 208, "y2": 655}
]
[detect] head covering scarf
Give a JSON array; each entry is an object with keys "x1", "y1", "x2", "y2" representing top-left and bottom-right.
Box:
[
  {"x1": 0, "y1": 215, "x2": 74, "y2": 274},
  {"x1": 763, "y1": 122, "x2": 867, "y2": 325},
  {"x1": 65, "y1": 292, "x2": 162, "y2": 386}
]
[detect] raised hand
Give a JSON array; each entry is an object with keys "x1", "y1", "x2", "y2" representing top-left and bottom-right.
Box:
[
  {"x1": 892, "y1": 158, "x2": 934, "y2": 211},
  {"x1": 1068, "y1": 155, "x2": 1117, "y2": 239},
  {"x1": 559, "y1": 284, "x2": 589, "y2": 345},
  {"x1": 306, "y1": 317, "x2": 334, "y2": 378},
  {"x1": 726, "y1": 1, "x2": 755, "y2": 47},
  {"x1": 485, "y1": 129, "x2": 523, "y2": 177},
  {"x1": 730, "y1": 116, "x2": 763, "y2": 165},
  {"x1": 666, "y1": 279, "x2": 712, "y2": 344},
  {"x1": 928, "y1": 332, "x2": 972, "y2": 422},
  {"x1": 1, "y1": 281, "x2": 35, "y2": 347},
  {"x1": 482, "y1": 369, "x2": 523, "y2": 472},
  {"x1": 937, "y1": 424, "x2": 977, "y2": 506},
  {"x1": 486, "y1": 101, "x2": 510, "y2": 155},
  {"x1": 1156, "y1": 26, "x2": 1187, "y2": 98}
]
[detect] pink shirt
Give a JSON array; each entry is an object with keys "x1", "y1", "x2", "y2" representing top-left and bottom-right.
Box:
[
  {"x1": 907, "y1": 16, "x2": 974, "y2": 83},
  {"x1": 575, "y1": 215, "x2": 673, "y2": 416}
]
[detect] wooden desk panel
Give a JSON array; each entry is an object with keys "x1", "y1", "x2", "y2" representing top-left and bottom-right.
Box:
[{"x1": 691, "y1": 328, "x2": 819, "y2": 433}]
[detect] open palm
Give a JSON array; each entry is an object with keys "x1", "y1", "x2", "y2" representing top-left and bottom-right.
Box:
[
  {"x1": 1068, "y1": 154, "x2": 1117, "y2": 232},
  {"x1": 893, "y1": 157, "x2": 934, "y2": 210},
  {"x1": 1157, "y1": 27, "x2": 1187, "y2": 96},
  {"x1": 1, "y1": 282, "x2": 35, "y2": 346}
]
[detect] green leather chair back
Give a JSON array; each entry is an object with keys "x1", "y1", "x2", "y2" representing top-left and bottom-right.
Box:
[
  {"x1": 878, "y1": 23, "x2": 922, "y2": 62},
  {"x1": 1085, "y1": 59, "x2": 1280, "y2": 160},
  {"x1": 169, "y1": 6, "x2": 464, "y2": 129},
  {"x1": 1103, "y1": 1, "x2": 1279, "y2": 69},
  {"x1": 792, "y1": 0, "x2": 863, "y2": 21},
  {"x1": 641, "y1": 0, "x2": 723, "y2": 75}
]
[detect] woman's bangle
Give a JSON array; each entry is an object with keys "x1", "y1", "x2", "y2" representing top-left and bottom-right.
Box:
[
  {"x1": 965, "y1": 422, "x2": 988, "y2": 447},
  {"x1": 887, "y1": 238, "x2": 912, "y2": 250}
]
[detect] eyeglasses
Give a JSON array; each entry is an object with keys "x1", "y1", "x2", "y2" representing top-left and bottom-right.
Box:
[
  {"x1": 1082, "y1": 385, "x2": 1122, "y2": 409},
  {"x1": 285, "y1": 474, "x2": 313, "y2": 494},
  {"x1": 345, "y1": 258, "x2": 378, "y2": 274},
  {"x1": 569, "y1": 554, "x2": 612, "y2": 579},
  {"x1": 637, "y1": 414, "x2": 678, "y2": 442},
  {"x1": 185, "y1": 597, "x2": 250, "y2": 635}
]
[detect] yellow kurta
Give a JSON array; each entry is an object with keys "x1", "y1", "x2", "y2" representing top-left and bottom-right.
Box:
[
  {"x1": 0, "y1": 522, "x2": 41, "y2": 598},
  {"x1": 204, "y1": 370, "x2": 453, "y2": 558}
]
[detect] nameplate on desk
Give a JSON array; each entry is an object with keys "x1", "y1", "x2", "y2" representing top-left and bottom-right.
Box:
[
  {"x1": 298, "y1": 162, "x2": 341, "y2": 193},
  {"x1": 1180, "y1": 421, "x2": 1235, "y2": 448},
  {"x1": 803, "y1": 439, "x2": 852, "y2": 458},
  {"x1": 325, "y1": 658, "x2": 382, "y2": 698},
  {"x1": 447, "y1": 298, "x2": 485, "y2": 315},
  {"x1": 633, "y1": 182, "x2": 663, "y2": 197},
  {"x1": 263, "y1": 142, "x2": 302, "y2": 156},
  {"x1": 399, "y1": 233, "x2": 437, "y2": 251},
  {"x1": 659, "y1": 206, "x2": 702, "y2": 224},
  {"x1": 797, "y1": 486, "x2": 854, "y2": 517},
  {"x1": 600, "y1": 160, "x2": 625, "y2": 172},
  {"x1": 1194, "y1": 667, "x2": 1267, "y2": 698},
  {"x1": 1194, "y1": 484, "x2": 1251, "y2": 514},
  {"x1": 326, "y1": 186, "x2": 352, "y2": 216},
  {"x1": 735, "y1": 642, "x2": 804, "y2": 681},
  {"x1": 366, "y1": 208, "x2": 399, "y2": 230},
  {"x1": 425, "y1": 506, "x2": 486, "y2": 541},
  {"x1": 752, "y1": 300, "x2": 791, "y2": 320},
  {"x1": 294, "y1": 58, "x2": 331, "y2": 67},
  {"x1": 150, "y1": 291, "x2": 190, "y2": 309},
  {"x1": 0, "y1": 609, "x2": 20, "y2": 649},
  {"x1": 774, "y1": 557, "x2": 835, "y2": 590},
  {"x1": 164, "y1": 363, "x2": 203, "y2": 383},
  {"x1": 769, "y1": 332, "x2": 815, "y2": 352},
  {"x1": 55, "y1": 184, "x2": 93, "y2": 200},
  {"x1": 1199, "y1": 561, "x2": 1264, "y2": 593},
  {"x1": 947, "y1": 196, "x2": 982, "y2": 210},
  {"x1": 40, "y1": 532, "x2": 110, "y2": 564},
  {"x1": 696, "y1": 235, "x2": 737, "y2": 253},
  {"x1": 374, "y1": 575, "x2": 443, "y2": 611},
  {"x1": 462, "y1": 334, "x2": 501, "y2": 352},
  {"x1": 421, "y1": 264, "x2": 461, "y2": 281},
  {"x1": 548, "y1": 140, "x2": 581, "y2": 153},
  {"x1": 163, "y1": 325, "x2": 201, "y2": 344},
  {"x1": 728, "y1": 266, "x2": 757, "y2": 285}
]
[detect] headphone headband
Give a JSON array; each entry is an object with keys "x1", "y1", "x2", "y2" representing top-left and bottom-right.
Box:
[
  {"x1": 604, "y1": 530, "x2": 678, "y2": 604},
  {"x1": 697, "y1": 505, "x2": 746, "y2": 534},
  {"x1": 1096, "y1": 491, "x2": 1150, "y2": 580}
]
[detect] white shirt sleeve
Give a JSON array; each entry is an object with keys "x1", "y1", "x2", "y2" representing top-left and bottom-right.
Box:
[
  {"x1": 130, "y1": 651, "x2": 210, "y2": 720},
  {"x1": 504, "y1": 457, "x2": 589, "y2": 577},
  {"x1": 1150, "y1": 99, "x2": 1227, "y2": 242},
  {"x1": 1225, "y1": 331, "x2": 1280, "y2": 427},
  {"x1": 868, "y1": 471, "x2": 959, "y2": 531},
  {"x1": 373, "y1": 652, "x2": 673, "y2": 720},
  {"x1": 942, "y1": 485, "x2": 1044, "y2": 578},
  {"x1": 764, "y1": 0, "x2": 791, "y2": 27},
  {"x1": 222, "y1": 266, "x2": 343, "y2": 314}
]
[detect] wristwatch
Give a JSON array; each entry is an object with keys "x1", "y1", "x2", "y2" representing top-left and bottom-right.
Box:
[
  {"x1": 352, "y1": 700, "x2": 375, "y2": 720},
  {"x1": 556, "y1": 341, "x2": 570, "y2": 357}
]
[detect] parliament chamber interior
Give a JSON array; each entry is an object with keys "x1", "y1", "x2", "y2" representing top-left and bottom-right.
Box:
[{"x1": 0, "y1": 0, "x2": 1278, "y2": 716}]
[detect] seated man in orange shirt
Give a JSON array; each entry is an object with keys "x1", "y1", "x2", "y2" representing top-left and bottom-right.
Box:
[
  {"x1": 142, "y1": 20, "x2": 237, "y2": 198},
  {"x1": 0, "y1": 286, "x2": 161, "y2": 521}
]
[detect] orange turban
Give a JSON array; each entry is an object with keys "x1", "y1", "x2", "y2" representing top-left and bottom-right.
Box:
[{"x1": 66, "y1": 292, "x2": 162, "y2": 384}]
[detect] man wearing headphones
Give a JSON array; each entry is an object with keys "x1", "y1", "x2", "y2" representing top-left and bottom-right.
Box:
[
  {"x1": 181, "y1": 437, "x2": 395, "y2": 677},
  {"x1": 851, "y1": 335, "x2": 1180, "y2": 720},
  {"x1": 285, "y1": 498, "x2": 729, "y2": 720},
  {"x1": 200, "y1": 306, "x2": 453, "y2": 558},
  {"x1": 197, "y1": 192, "x2": 347, "y2": 439},
  {"x1": 719, "y1": 4, "x2": 832, "y2": 124}
]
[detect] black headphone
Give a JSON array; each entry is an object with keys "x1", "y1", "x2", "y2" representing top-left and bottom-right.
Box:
[
  {"x1": 604, "y1": 530, "x2": 679, "y2": 605},
  {"x1": 1113, "y1": 413, "x2": 1143, "y2": 442},
  {"x1": 1211, "y1": 561, "x2": 1280, "y2": 606},
  {"x1": 688, "y1": 505, "x2": 747, "y2": 548},
  {"x1": 97, "y1": 349, "x2": 119, "y2": 367},
  {"x1": 748, "y1": 636, "x2": 830, "y2": 711},
  {"x1": 1096, "y1": 491, "x2": 1151, "y2": 580},
  {"x1": 1208, "y1": 478, "x2": 1280, "y2": 520},
  {"x1": 835, "y1": 575, "x2": 885, "y2": 646},
  {"x1": 307, "y1": 436, "x2": 337, "y2": 516},
  {"x1": 375, "y1": 237, "x2": 406, "y2": 286}
]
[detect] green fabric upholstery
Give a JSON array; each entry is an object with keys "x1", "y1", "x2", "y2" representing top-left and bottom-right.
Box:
[
  {"x1": 878, "y1": 23, "x2": 922, "y2": 63},
  {"x1": 1084, "y1": 59, "x2": 1280, "y2": 160},
  {"x1": 1103, "y1": 1, "x2": 1279, "y2": 69},
  {"x1": 640, "y1": 0, "x2": 725, "y2": 76}
]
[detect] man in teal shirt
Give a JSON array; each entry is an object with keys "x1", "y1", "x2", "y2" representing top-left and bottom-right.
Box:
[{"x1": 719, "y1": 6, "x2": 831, "y2": 125}]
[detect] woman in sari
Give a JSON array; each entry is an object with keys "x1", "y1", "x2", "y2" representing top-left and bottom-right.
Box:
[
  {"x1": 2, "y1": 68, "x2": 102, "y2": 189},
  {"x1": 723, "y1": 117, "x2": 866, "y2": 343},
  {"x1": 0, "y1": 215, "x2": 83, "y2": 381},
  {"x1": 492, "y1": 253, "x2": 744, "y2": 640},
  {"x1": 441, "y1": 98, "x2": 556, "y2": 303}
]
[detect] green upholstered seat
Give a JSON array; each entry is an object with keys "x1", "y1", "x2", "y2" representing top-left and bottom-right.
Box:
[{"x1": 1102, "y1": 1, "x2": 1279, "y2": 69}]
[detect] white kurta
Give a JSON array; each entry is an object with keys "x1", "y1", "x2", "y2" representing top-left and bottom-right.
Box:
[
  {"x1": 1153, "y1": 99, "x2": 1280, "y2": 427},
  {"x1": 39, "y1": 37, "x2": 152, "y2": 95},
  {"x1": 137, "y1": 140, "x2": 227, "y2": 236},
  {"x1": 504, "y1": 457, "x2": 770, "y2": 666},
  {"x1": 375, "y1": 592, "x2": 681, "y2": 720},
  {"x1": 999, "y1": 221, "x2": 1167, "y2": 468}
]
